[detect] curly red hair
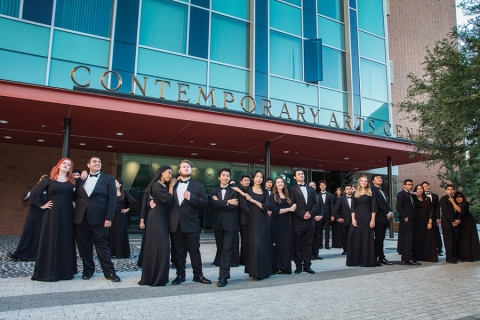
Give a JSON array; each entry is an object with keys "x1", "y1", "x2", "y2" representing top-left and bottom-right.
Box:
[{"x1": 50, "y1": 158, "x2": 76, "y2": 185}]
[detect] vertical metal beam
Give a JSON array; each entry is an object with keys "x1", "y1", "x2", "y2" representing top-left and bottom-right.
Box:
[
  {"x1": 387, "y1": 156, "x2": 394, "y2": 238},
  {"x1": 265, "y1": 141, "x2": 271, "y2": 180},
  {"x1": 62, "y1": 118, "x2": 71, "y2": 158}
]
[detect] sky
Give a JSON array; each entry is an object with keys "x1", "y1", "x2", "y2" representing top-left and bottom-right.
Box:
[{"x1": 456, "y1": 0, "x2": 470, "y2": 26}]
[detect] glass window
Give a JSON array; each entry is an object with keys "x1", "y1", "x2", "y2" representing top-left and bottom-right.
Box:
[
  {"x1": 112, "y1": 41, "x2": 135, "y2": 72},
  {"x1": 318, "y1": 0, "x2": 343, "y2": 21},
  {"x1": 0, "y1": 18, "x2": 50, "y2": 56},
  {"x1": 0, "y1": 50, "x2": 46, "y2": 85},
  {"x1": 192, "y1": 0, "x2": 209, "y2": 9},
  {"x1": 212, "y1": 0, "x2": 249, "y2": 20},
  {"x1": 359, "y1": 31, "x2": 386, "y2": 63},
  {"x1": 268, "y1": 99, "x2": 318, "y2": 123},
  {"x1": 320, "y1": 88, "x2": 347, "y2": 113},
  {"x1": 210, "y1": 14, "x2": 249, "y2": 68},
  {"x1": 49, "y1": 59, "x2": 106, "y2": 90},
  {"x1": 361, "y1": 98, "x2": 389, "y2": 122},
  {"x1": 55, "y1": 0, "x2": 113, "y2": 37},
  {"x1": 139, "y1": 0, "x2": 187, "y2": 53},
  {"x1": 255, "y1": 25, "x2": 268, "y2": 73},
  {"x1": 270, "y1": 0, "x2": 301, "y2": 36},
  {"x1": 23, "y1": 0, "x2": 53, "y2": 25},
  {"x1": 209, "y1": 63, "x2": 249, "y2": 93},
  {"x1": 188, "y1": 6, "x2": 209, "y2": 59},
  {"x1": 270, "y1": 31, "x2": 302, "y2": 80},
  {"x1": 270, "y1": 76, "x2": 318, "y2": 107},
  {"x1": 357, "y1": 0, "x2": 384, "y2": 37},
  {"x1": 318, "y1": 16, "x2": 345, "y2": 50},
  {"x1": 0, "y1": 0, "x2": 19, "y2": 17},
  {"x1": 320, "y1": 46, "x2": 346, "y2": 91},
  {"x1": 282, "y1": 0, "x2": 301, "y2": 6},
  {"x1": 360, "y1": 58, "x2": 388, "y2": 102},
  {"x1": 304, "y1": 39, "x2": 322, "y2": 82}
]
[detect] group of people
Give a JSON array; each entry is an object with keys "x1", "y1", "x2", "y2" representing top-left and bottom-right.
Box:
[{"x1": 7, "y1": 157, "x2": 480, "y2": 286}]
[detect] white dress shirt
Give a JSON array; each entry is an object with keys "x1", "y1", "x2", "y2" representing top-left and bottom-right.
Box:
[
  {"x1": 176, "y1": 179, "x2": 190, "y2": 204},
  {"x1": 84, "y1": 172, "x2": 100, "y2": 197}
]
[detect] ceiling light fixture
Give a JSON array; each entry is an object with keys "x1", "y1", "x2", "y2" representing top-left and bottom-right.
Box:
[
  {"x1": 283, "y1": 151, "x2": 289, "y2": 153},
  {"x1": 106, "y1": 145, "x2": 113, "y2": 148},
  {"x1": 191, "y1": 153, "x2": 198, "y2": 155},
  {"x1": 344, "y1": 157, "x2": 349, "y2": 160},
  {"x1": 79, "y1": 143, "x2": 86, "y2": 146},
  {"x1": 37, "y1": 139, "x2": 44, "y2": 142},
  {"x1": 0, "y1": 120, "x2": 8, "y2": 124},
  {"x1": 116, "y1": 132, "x2": 123, "y2": 136},
  {"x1": 41, "y1": 125, "x2": 46, "y2": 128},
  {"x1": 4, "y1": 136, "x2": 11, "y2": 139},
  {"x1": 210, "y1": 143, "x2": 216, "y2": 146}
]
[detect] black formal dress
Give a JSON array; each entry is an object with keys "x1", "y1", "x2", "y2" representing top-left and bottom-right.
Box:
[
  {"x1": 346, "y1": 194, "x2": 376, "y2": 267},
  {"x1": 412, "y1": 198, "x2": 438, "y2": 262},
  {"x1": 139, "y1": 182, "x2": 173, "y2": 286},
  {"x1": 12, "y1": 191, "x2": 46, "y2": 261},
  {"x1": 109, "y1": 190, "x2": 136, "y2": 258},
  {"x1": 456, "y1": 201, "x2": 480, "y2": 261},
  {"x1": 30, "y1": 177, "x2": 77, "y2": 281},
  {"x1": 426, "y1": 192, "x2": 443, "y2": 254},
  {"x1": 137, "y1": 193, "x2": 151, "y2": 267},
  {"x1": 268, "y1": 196, "x2": 292, "y2": 274}
]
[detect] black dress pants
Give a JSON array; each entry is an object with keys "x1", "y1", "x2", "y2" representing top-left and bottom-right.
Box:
[
  {"x1": 339, "y1": 224, "x2": 349, "y2": 252},
  {"x1": 400, "y1": 219, "x2": 413, "y2": 262},
  {"x1": 292, "y1": 226, "x2": 314, "y2": 268},
  {"x1": 374, "y1": 222, "x2": 387, "y2": 261},
  {"x1": 171, "y1": 227, "x2": 203, "y2": 278},
  {"x1": 239, "y1": 224, "x2": 249, "y2": 265},
  {"x1": 442, "y1": 226, "x2": 459, "y2": 261}
]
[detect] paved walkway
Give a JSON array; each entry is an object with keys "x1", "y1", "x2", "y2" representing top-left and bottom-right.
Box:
[{"x1": 0, "y1": 234, "x2": 479, "y2": 319}]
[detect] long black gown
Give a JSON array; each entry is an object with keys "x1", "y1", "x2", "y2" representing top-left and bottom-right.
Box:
[
  {"x1": 412, "y1": 198, "x2": 438, "y2": 262},
  {"x1": 331, "y1": 196, "x2": 343, "y2": 248},
  {"x1": 269, "y1": 196, "x2": 292, "y2": 274},
  {"x1": 137, "y1": 193, "x2": 151, "y2": 267},
  {"x1": 109, "y1": 190, "x2": 136, "y2": 258},
  {"x1": 12, "y1": 191, "x2": 46, "y2": 261},
  {"x1": 346, "y1": 194, "x2": 377, "y2": 267},
  {"x1": 456, "y1": 201, "x2": 480, "y2": 261},
  {"x1": 139, "y1": 182, "x2": 173, "y2": 286},
  {"x1": 30, "y1": 177, "x2": 77, "y2": 281}
]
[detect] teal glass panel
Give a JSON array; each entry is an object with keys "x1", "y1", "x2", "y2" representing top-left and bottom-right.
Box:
[
  {"x1": 320, "y1": 46, "x2": 346, "y2": 91},
  {"x1": 320, "y1": 88, "x2": 347, "y2": 113},
  {"x1": 209, "y1": 87, "x2": 252, "y2": 113},
  {"x1": 357, "y1": 0, "x2": 384, "y2": 36},
  {"x1": 317, "y1": 16, "x2": 345, "y2": 50},
  {"x1": 55, "y1": 0, "x2": 112, "y2": 37},
  {"x1": 268, "y1": 99, "x2": 318, "y2": 123},
  {"x1": 359, "y1": 31, "x2": 385, "y2": 63},
  {"x1": 139, "y1": 0, "x2": 187, "y2": 53},
  {"x1": 0, "y1": 18, "x2": 50, "y2": 56},
  {"x1": 209, "y1": 63, "x2": 249, "y2": 92},
  {"x1": 136, "y1": 73, "x2": 206, "y2": 101},
  {"x1": 0, "y1": 50, "x2": 46, "y2": 84},
  {"x1": 0, "y1": 0, "x2": 19, "y2": 17},
  {"x1": 212, "y1": 0, "x2": 249, "y2": 20},
  {"x1": 361, "y1": 98, "x2": 389, "y2": 121},
  {"x1": 49, "y1": 59, "x2": 106, "y2": 90},
  {"x1": 210, "y1": 14, "x2": 249, "y2": 68},
  {"x1": 270, "y1": 0, "x2": 301, "y2": 36},
  {"x1": 137, "y1": 48, "x2": 207, "y2": 85},
  {"x1": 51, "y1": 30, "x2": 109, "y2": 66},
  {"x1": 360, "y1": 58, "x2": 387, "y2": 101},
  {"x1": 282, "y1": 0, "x2": 301, "y2": 6},
  {"x1": 318, "y1": 0, "x2": 343, "y2": 22},
  {"x1": 319, "y1": 108, "x2": 345, "y2": 129},
  {"x1": 270, "y1": 76, "x2": 318, "y2": 107},
  {"x1": 270, "y1": 31, "x2": 302, "y2": 80}
]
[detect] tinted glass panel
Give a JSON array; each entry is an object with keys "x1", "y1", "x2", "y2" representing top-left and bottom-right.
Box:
[
  {"x1": 361, "y1": 98, "x2": 389, "y2": 122},
  {"x1": 114, "y1": 0, "x2": 139, "y2": 44},
  {"x1": 360, "y1": 58, "x2": 388, "y2": 101},
  {"x1": 49, "y1": 59, "x2": 106, "y2": 90},
  {"x1": 210, "y1": 63, "x2": 249, "y2": 92},
  {"x1": 112, "y1": 41, "x2": 135, "y2": 71},
  {"x1": 255, "y1": 25, "x2": 268, "y2": 73},
  {"x1": 320, "y1": 88, "x2": 347, "y2": 113},
  {"x1": 0, "y1": 18, "x2": 50, "y2": 56},
  {"x1": 255, "y1": 71, "x2": 268, "y2": 97},
  {"x1": 270, "y1": 31, "x2": 302, "y2": 80},
  {"x1": 304, "y1": 39, "x2": 322, "y2": 82},
  {"x1": 0, "y1": 50, "x2": 46, "y2": 85},
  {"x1": 211, "y1": 14, "x2": 249, "y2": 68},
  {"x1": 270, "y1": 0, "x2": 301, "y2": 36},
  {"x1": 270, "y1": 76, "x2": 318, "y2": 107},
  {"x1": 192, "y1": 0, "x2": 209, "y2": 9},
  {"x1": 357, "y1": 0, "x2": 384, "y2": 36},
  {"x1": 318, "y1": 0, "x2": 343, "y2": 21},
  {"x1": 0, "y1": 0, "x2": 19, "y2": 17},
  {"x1": 55, "y1": 0, "x2": 112, "y2": 37},
  {"x1": 303, "y1": 7, "x2": 317, "y2": 39},
  {"x1": 51, "y1": 30, "x2": 109, "y2": 66},
  {"x1": 23, "y1": 0, "x2": 53, "y2": 25},
  {"x1": 318, "y1": 16, "x2": 345, "y2": 50},
  {"x1": 282, "y1": 0, "x2": 300, "y2": 6},
  {"x1": 189, "y1": 6, "x2": 209, "y2": 59},
  {"x1": 359, "y1": 31, "x2": 385, "y2": 63},
  {"x1": 212, "y1": 0, "x2": 249, "y2": 20},
  {"x1": 320, "y1": 47, "x2": 346, "y2": 91}
]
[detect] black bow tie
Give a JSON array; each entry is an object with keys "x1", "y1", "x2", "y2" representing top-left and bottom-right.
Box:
[
  {"x1": 299, "y1": 184, "x2": 306, "y2": 187},
  {"x1": 179, "y1": 180, "x2": 190, "y2": 184},
  {"x1": 89, "y1": 173, "x2": 99, "y2": 178},
  {"x1": 346, "y1": 196, "x2": 352, "y2": 198},
  {"x1": 425, "y1": 192, "x2": 430, "y2": 195},
  {"x1": 321, "y1": 192, "x2": 326, "y2": 194},
  {"x1": 220, "y1": 186, "x2": 228, "y2": 190}
]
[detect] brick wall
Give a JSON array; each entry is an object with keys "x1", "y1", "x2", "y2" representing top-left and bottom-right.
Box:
[
  {"x1": 388, "y1": 0, "x2": 456, "y2": 194},
  {"x1": 0, "y1": 142, "x2": 117, "y2": 235}
]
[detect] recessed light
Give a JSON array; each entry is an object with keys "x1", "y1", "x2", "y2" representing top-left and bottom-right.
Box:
[
  {"x1": 0, "y1": 120, "x2": 8, "y2": 124},
  {"x1": 353, "y1": 167, "x2": 359, "y2": 170},
  {"x1": 318, "y1": 165, "x2": 322, "y2": 167},
  {"x1": 210, "y1": 143, "x2": 216, "y2": 146},
  {"x1": 116, "y1": 132, "x2": 123, "y2": 136},
  {"x1": 37, "y1": 139, "x2": 44, "y2": 142},
  {"x1": 283, "y1": 151, "x2": 289, "y2": 153},
  {"x1": 344, "y1": 157, "x2": 349, "y2": 160},
  {"x1": 4, "y1": 136, "x2": 11, "y2": 139},
  {"x1": 191, "y1": 153, "x2": 198, "y2": 155},
  {"x1": 260, "y1": 159, "x2": 264, "y2": 161},
  {"x1": 41, "y1": 125, "x2": 46, "y2": 128},
  {"x1": 107, "y1": 145, "x2": 113, "y2": 148},
  {"x1": 295, "y1": 152, "x2": 298, "y2": 154},
  {"x1": 190, "y1": 141, "x2": 194, "y2": 143},
  {"x1": 79, "y1": 143, "x2": 86, "y2": 146}
]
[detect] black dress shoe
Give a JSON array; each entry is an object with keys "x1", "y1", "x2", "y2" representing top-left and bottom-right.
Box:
[
  {"x1": 193, "y1": 276, "x2": 212, "y2": 284},
  {"x1": 294, "y1": 267, "x2": 302, "y2": 274},
  {"x1": 438, "y1": 252, "x2": 444, "y2": 256},
  {"x1": 454, "y1": 258, "x2": 463, "y2": 262},
  {"x1": 447, "y1": 260, "x2": 457, "y2": 264},
  {"x1": 217, "y1": 278, "x2": 227, "y2": 287},
  {"x1": 325, "y1": 244, "x2": 331, "y2": 250},
  {"x1": 311, "y1": 255, "x2": 316, "y2": 260},
  {"x1": 172, "y1": 275, "x2": 186, "y2": 285},
  {"x1": 82, "y1": 274, "x2": 93, "y2": 280},
  {"x1": 7, "y1": 251, "x2": 18, "y2": 262},
  {"x1": 171, "y1": 263, "x2": 176, "y2": 269},
  {"x1": 381, "y1": 258, "x2": 393, "y2": 265},
  {"x1": 313, "y1": 255, "x2": 323, "y2": 260},
  {"x1": 341, "y1": 251, "x2": 347, "y2": 255},
  {"x1": 376, "y1": 262, "x2": 382, "y2": 267},
  {"x1": 106, "y1": 274, "x2": 121, "y2": 282},
  {"x1": 404, "y1": 260, "x2": 421, "y2": 265},
  {"x1": 303, "y1": 267, "x2": 315, "y2": 274},
  {"x1": 411, "y1": 260, "x2": 422, "y2": 265}
]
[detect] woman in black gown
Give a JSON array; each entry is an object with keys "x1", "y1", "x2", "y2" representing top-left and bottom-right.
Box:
[
  {"x1": 109, "y1": 178, "x2": 136, "y2": 258},
  {"x1": 331, "y1": 187, "x2": 343, "y2": 248},
  {"x1": 31, "y1": 158, "x2": 77, "y2": 281},
  {"x1": 347, "y1": 175, "x2": 377, "y2": 267},
  {"x1": 268, "y1": 176, "x2": 296, "y2": 274},
  {"x1": 7, "y1": 175, "x2": 48, "y2": 262},
  {"x1": 411, "y1": 185, "x2": 438, "y2": 262},
  {"x1": 455, "y1": 192, "x2": 480, "y2": 261},
  {"x1": 137, "y1": 193, "x2": 151, "y2": 267},
  {"x1": 231, "y1": 170, "x2": 272, "y2": 280},
  {"x1": 139, "y1": 166, "x2": 175, "y2": 286}
]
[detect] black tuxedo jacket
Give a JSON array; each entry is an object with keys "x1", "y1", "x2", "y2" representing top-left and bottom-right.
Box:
[
  {"x1": 334, "y1": 194, "x2": 353, "y2": 225},
  {"x1": 427, "y1": 192, "x2": 440, "y2": 221},
  {"x1": 371, "y1": 185, "x2": 391, "y2": 224},
  {"x1": 169, "y1": 179, "x2": 208, "y2": 233},
  {"x1": 440, "y1": 195, "x2": 461, "y2": 229},
  {"x1": 211, "y1": 186, "x2": 240, "y2": 232},
  {"x1": 396, "y1": 190, "x2": 414, "y2": 221},
  {"x1": 317, "y1": 191, "x2": 334, "y2": 219},
  {"x1": 73, "y1": 173, "x2": 117, "y2": 225},
  {"x1": 289, "y1": 184, "x2": 318, "y2": 230}
]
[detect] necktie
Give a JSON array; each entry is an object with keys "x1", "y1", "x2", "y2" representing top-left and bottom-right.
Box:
[{"x1": 89, "y1": 173, "x2": 99, "y2": 178}]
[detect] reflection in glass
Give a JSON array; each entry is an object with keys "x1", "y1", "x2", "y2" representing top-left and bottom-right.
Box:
[
  {"x1": 357, "y1": 0, "x2": 384, "y2": 36},
  {"x1": 359, "y1": 31, "x2": 386, "y2": 63},
  {"x1": 320, "y1": 88, "x2": 347, "y2": 113},
  {"x1": 361, "y1": 98, "x2": 389, "y2": 122},
  {"x1": 320, "y1": 47, "x2": 346, "y2": 91},
  {"x1": 360, "y1": 58, "x2": 388, "y2": 102}
]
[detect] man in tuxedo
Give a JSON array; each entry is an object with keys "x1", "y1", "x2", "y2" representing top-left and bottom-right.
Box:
[
  {"x1": 169, "y1": 160, "x2": 211, "y2": 285},
  {"x1": 73, "y1": 157, "x2": 120, "y2": 282},
  {"x1": 265, "y1": 178, "x2": 273, "y2": 195},
  {"x1": 396, "y1": 179, "x2": 420, "y2": 265},
  {"x1": 238, "y1": 175, "x2": 250, "y2": 265},
  {"x1": 334, "y1": 184, "x2": 353, "y2": 255},
  {"x1": 440, "y1": 184, "x2": 462, "y2": 263},
  {"x1": 371, "y1": 175, "x2": 394, "y2": 266},
  {"x1": 316, "y1": 180, "x2": 334, "y2": 251},
  {"x1": 422, "y1": 181, "x2": 443, "y2": 256},
  {"x1": 289, "y1": 169, "x2": 319, "y2": 274},
  {"x1": 211, "y1": 168, "x2": 240, "y2": 287}
]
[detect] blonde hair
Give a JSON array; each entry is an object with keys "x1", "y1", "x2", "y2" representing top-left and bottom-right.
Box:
[{"x1": 355, "y1": 175, "x2": 372, "y2": 198}]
